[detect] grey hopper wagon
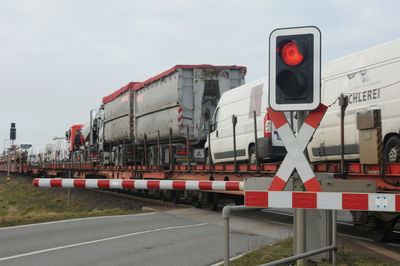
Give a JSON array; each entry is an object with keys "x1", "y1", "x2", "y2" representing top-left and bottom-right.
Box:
[{"x1": 101, "y1": 65, "x2": 246, "y2": 165}]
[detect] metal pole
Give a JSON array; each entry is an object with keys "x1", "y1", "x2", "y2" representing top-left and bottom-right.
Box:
[
  {"x1": 144, "y1": 134, "x2": 148, "y2": 167},
  {"x1": 253, "y1": 111, "x2": 259, "y2": 171},
  {"x1": 332, "y1": 210, "x2": 337, "y2": 266},
  {"x1": 339, "y1": 94, "x2": 348, "y2": 175},
  {"x1": 232, "y1": 115, "x2": 237, "y2": 171},
  {"x1": 295, "y1": 110, "x2": 307, "y2": 266},
  {"x1": 7, "y1": 146, "x2": 10, "y2": 178},
  {"x1": 89, "y1": 110, "x2": 93, "y2": 146},
  {"x1": 157, "y1": 130, "x2": 161, "y2": 169},
  {"x1": 207, "y1": 121, "x2": 212, "y2": 173},
  {"x1": 224, "y1": 215, "x2": 230, "y2": 266},
  {"x1": 186, "y1": 125, "x2": 191, "y2": 171},
  {"x1": 67, "y1": 169, "x2": 71, "y2": 208},
  {"x1": 169, "y1": 128, "x2": 173, "y2": 170},
  {"x1": 222, "y1": 206, "x2": 263, "y2": 266}
]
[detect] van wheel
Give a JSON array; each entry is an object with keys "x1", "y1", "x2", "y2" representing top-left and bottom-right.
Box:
[
  {"x1": 249, "y1": 146, "x2": 257, "y2": 164},
  {"x1": 384, "y1": 136, "x2": 400, "y2": 163}
]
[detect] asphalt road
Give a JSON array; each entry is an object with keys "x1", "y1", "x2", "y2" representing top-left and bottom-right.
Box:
[{"x1": 0, "y1": 209, "x2": 291, "y2": 266}]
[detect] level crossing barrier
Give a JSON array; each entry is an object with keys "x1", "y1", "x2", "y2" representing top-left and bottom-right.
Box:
[{"x1": 33, "y1": 178, "x2": 244, "y2": 191}]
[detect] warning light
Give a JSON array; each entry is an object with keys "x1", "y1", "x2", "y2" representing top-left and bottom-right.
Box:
[
  {"x1": 280, "y1": 41, "x2": 304, "y2": 66},
  {"x1": 269, "y1": 26, "x2": 321, "y2": 111}
]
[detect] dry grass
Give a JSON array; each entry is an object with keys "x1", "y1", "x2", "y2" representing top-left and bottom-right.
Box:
[{"x1": 0, "y1": 176, "x2": 144, "y2": 227}]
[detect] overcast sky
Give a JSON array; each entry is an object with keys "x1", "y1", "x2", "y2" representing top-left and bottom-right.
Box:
[{"x1": 1, "y1": 0, "x2": 399, "y2": 149}]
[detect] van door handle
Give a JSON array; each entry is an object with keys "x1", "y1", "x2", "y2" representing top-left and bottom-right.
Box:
[{"x1": 216, "y1": 130, "x2": 219, "y2": 138}]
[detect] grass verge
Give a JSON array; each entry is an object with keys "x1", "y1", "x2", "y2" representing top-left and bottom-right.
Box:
[
  {"x1": 228, "y1": 238, "x2": 397, "y2": 266},
  {"x1": 0, "y1": 177, "x2": 144, "y2": 227}
]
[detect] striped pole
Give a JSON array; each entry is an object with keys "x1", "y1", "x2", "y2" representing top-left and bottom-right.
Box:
[
  {"x1": 33, "y1": 178, "x2": 244, "y2": 191},
  {"x1": 245, "y1": 191, "x2": 400, "y2": 212}
]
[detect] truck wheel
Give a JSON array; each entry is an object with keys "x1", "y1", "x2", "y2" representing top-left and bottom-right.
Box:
[
  {"x1": 384, "y1": 136, "x2": 400, "y2": 163},
  {"x1": 249, "y1": 146, "x2": 257, "y2": 164}
]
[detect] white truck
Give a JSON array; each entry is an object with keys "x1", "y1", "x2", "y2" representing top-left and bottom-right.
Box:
[
  {"x1": 205, "y1": 77, "x2": 288, "y2": 164},
  {"x1": 308, "y1": 39, "x2": 400, "y2": 163}
]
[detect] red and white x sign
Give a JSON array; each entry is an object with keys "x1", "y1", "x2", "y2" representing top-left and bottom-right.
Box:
[{"x1": 267, "y1": 104, "x2": 328, "y2": 192}]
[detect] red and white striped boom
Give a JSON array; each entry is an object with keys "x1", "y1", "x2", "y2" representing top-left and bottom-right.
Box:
[
  {"x1": 33, "y1": 178, "x2": 244, "y2": 191},
  {"x1": 245, "y1": 191, "x2": 400, "y2": 212}
]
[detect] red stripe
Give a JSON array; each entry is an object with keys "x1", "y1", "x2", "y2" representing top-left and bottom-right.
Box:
[
  {"x1": 74, "y1": 179, "x2": 86, "y2": 187},
  {"x1": 98, "y1": 180, "x2": 110, "y2": 188},
  {"x1": 172, "y1": 181, "x2": 186, "y2": 190},
  {"x1": 342, "y1": 193, "x2": 368, "y2": 210},
  {"x1": 225, "y1": 182, "x2": 240, "y2": 190},
  {"x1": 122, "y1": 180, "x2": 135, "y2": 189},
  {"x1": 199, "y1": 181, "x2": 213, "y2": 190},
  {"x1": 267, "y1": 107, "x2": 287, "y2": 129},
  {"x1": 396, "y1": 195, "x2": 400, "y2": 212},
  {"x1": 178, "y1": 107, "x2": 183, "y2": 113},
  {"x1": 33, "y1": 179, "x2": 39, "y2": 187},
  {"x1": 50, "y1": 179, "x2": 62, "y2": 187},
  {"x1": 293, "y1": 192, "x2": 317, "y2": 209},
  {"x1": 177, "y1": 116, "x2": 183, "y2": 122},
  {"x1": 304, "y1": 104, "x2": 327, "y2": 129},
  {"x1": 268, "y1": 176, "x2": 287, "y2": 191},
  {"x1": 303, "y1": 177, "x2": 322, "y2": 192},
  {"x1": 147, "y1": 180, "x2": 160, "y2": 189},
  {"x1": 245, "y1": 191, "x2": 268, "y2": 207}
]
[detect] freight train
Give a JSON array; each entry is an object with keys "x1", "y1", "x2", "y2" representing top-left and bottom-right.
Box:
[{"x1": 2, "y1": 41, "x2": 400, "y2": 242}]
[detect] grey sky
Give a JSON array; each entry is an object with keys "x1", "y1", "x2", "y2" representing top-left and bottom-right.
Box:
[{"x1": 1, "y1": 0, "x2": 399, "y2": 149}]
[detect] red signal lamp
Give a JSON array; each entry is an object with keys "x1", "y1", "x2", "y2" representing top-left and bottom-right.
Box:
[{"x1": 280, "y1": 41, "x2": 304, "y2": 66}]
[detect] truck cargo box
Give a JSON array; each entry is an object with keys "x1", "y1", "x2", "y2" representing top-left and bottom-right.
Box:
[
  {"x1": 102, "y1": 82, "x2": 139, "y2": 143},
  {"x1": 133, "y1": 65, "x2": 246, "y2": 143}
]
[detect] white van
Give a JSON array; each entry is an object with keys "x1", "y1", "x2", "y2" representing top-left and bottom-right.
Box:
[
  {"x1": 205, "y1": 77, "x2": 288, "y2": 164},
  {"x1": 308, "y1": 39, "x2": 400, "y2": 163}
]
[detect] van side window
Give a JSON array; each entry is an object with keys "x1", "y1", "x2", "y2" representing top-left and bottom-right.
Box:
[{"x1": 213, "y1": 107, "x2": 220, "y2": 130}]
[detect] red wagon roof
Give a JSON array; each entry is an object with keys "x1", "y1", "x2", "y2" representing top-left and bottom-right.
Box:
[
  {"x1": 132, "y1": 64, "x2": 247, "y2": 91},
  {"x1": 102, "y1": 65, "x2": 247, "y2": 104},
  {"x1": 102, "y1": 82, "x2": 139, "y2": 104}
]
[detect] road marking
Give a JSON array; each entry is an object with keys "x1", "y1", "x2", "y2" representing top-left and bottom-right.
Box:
[
  {"x1": 0, "y1": 222, "x2": 208, "y2": 262},
  {"x1": 0, "y1": 213, "x2": 155, "y2": 230}
]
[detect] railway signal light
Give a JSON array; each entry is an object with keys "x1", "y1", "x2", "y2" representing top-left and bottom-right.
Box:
[
  {"x1": 269, "y1": 26, "x2": 321, "y2": 111},
  {"x1": 10, "y1": 122, "x2": 16, "y2": 140}
]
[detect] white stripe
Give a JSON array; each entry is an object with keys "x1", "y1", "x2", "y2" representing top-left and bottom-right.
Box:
[
  {"x1": 110, "y1": 180, "x2": 122, "y2": 189},
  {"x1": 0, "y1": 213, "x2": 156, "y2": 230},
  {"x1": 159, "y1": 180, "x2": 173, "y2": 190},
  {"x1": 134, "y1": 180, "x2": 148, "y2": 189},
  {"x1": 61, "y1": 179, "x2": 74, "y2": 188},
  {"x1": 275, "y1": 156, "x2": 294, "y2": 182},
  {"x1": 38, "y1": 179, "x2": 50, "y2": 187},
  {"x1": 85, "y1": 179, "x2": 98, "y2": 189},
  {"x1": 269, "y1": 191, "x2": 292, "y2": 208},
  {"x1": 369, "y1": 193, "x2": 396, "y2": 212},
  {"x1": 317, "y1": 192, "x2": 342, "y2": 210},
  {"x1": 212, "y1": 181, "x2": 226, "y2": 190},
  {"x1": 296, "y1": 124, "x2": 314, "y2": 150},
  {"x1": 238, "y1": 182, "x2": 244, "y2": 191},
  {"x1": 185, "y1": 181, "x2": 200, "y2": 190},
  {"x1": 0, "y1": 223, "x2": 207, "y2": 262}
]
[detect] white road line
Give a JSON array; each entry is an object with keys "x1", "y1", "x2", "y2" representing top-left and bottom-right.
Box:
[
  {"x1": 0, "y1": 213, "x2": 155, "y2": 230},
  {"x1": 0, "y1": 223, "x2": 208, "y2": 262}
]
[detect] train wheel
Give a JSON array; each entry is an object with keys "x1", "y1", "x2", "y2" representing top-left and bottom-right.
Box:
[
  {"x1": 366, "y1": 219, "x2": 397, "y2": 242},
  {"x1": 207, "y1": 193, "x2": 219, "y2": 211},
  {"x1": 171, "y1": 191, "x2": 180, "y2": 204},
  {"x1": 356, "y1": 212, "x2": 398, "y2": 242},
  {"x1": 384, "y1": 136, "x2": 400, "y2": 163}
]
